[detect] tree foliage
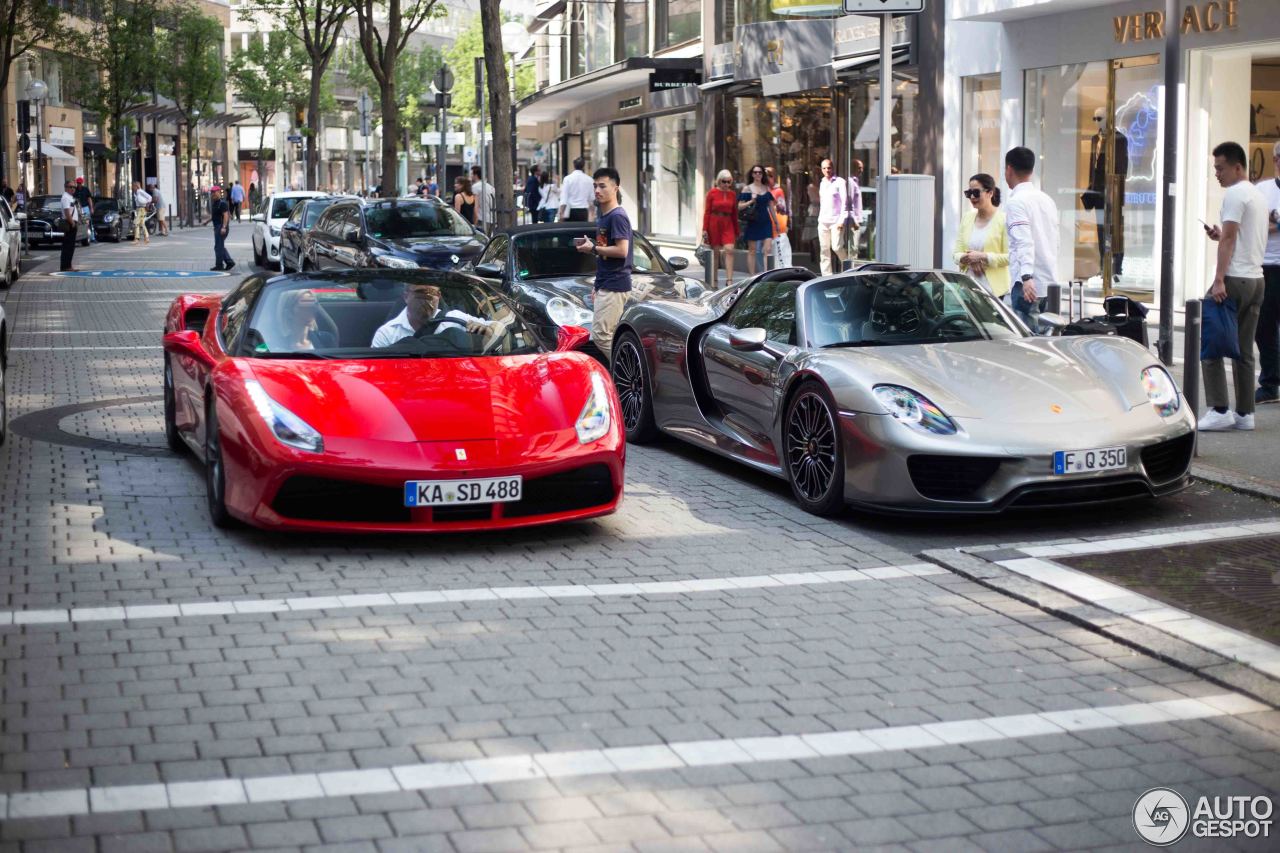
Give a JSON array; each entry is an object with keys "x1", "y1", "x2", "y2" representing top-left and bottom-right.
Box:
[
  {"x1": 340, "y1": 40, "x2": 441, "y2": 133},
  {"x1": 0, "y1": 0, "x2": 71, "y2": 182},
  {"x1": 230, "y1": 25, "x2": 309, "y2": 191},
  {"x1": 443, "y1": 15, "x2": 533, "y2": 120},
  {"x1": 159, "y1": 3, "x2": 225, "y2": 125}
]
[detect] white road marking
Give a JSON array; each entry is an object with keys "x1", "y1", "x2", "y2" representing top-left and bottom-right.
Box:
[
  {"x1": 10, "y1": 345, "x2": 162, "y2": 351},
  {"x1": 0, "y1": 563, "x2": 948, "y2": 627},
  {"x1": 0, "y1": 693, "x2": 1265, "y2": 819},
  {"x1": 13, "y1": 330, "x2": 161, "y2": 334},
  {"x1": 1016, "y1": 520, "x2": 1280, "y2": 558}
]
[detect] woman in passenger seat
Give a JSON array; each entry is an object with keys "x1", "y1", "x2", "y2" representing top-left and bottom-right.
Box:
[{"x1": 276, "y1": 289, "x2": 336, "y2": 351}]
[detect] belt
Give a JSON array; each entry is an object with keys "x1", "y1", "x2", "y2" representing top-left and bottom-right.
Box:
[{"x1": 709, "y1": 211, "x2": 734, "y2": 217}]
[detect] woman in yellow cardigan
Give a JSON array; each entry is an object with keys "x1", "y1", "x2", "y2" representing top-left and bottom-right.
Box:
[{"x1": 953, "y1": 173, "x2": 1010, "y2": 299}]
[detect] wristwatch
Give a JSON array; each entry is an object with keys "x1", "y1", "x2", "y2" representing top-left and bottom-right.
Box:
[{"x1": 1020, "y1": 274, "x2": 1033, "y2": 283}]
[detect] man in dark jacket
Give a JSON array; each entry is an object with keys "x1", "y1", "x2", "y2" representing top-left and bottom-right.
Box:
[{"x1": 523, "y1": 165, "x2": 542, "y2": 224}]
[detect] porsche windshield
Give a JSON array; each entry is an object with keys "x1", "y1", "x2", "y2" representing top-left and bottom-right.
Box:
[
  {"x1": 513, "y1": 232, "x2": 597, "y2": 278},
  {"x1": 236, "y1": 277, "x2": 543, "y2": 359},
  {"x1": 364, "y1": 201, "x2": 474, "y2": 239},
  {"x1": 806, "y1": 272, "x2": 1023, "y2": 348}
]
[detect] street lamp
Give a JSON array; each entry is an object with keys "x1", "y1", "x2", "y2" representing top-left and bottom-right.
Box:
[
  {"x1": 501, "y1": 22, "x2": 530, "y2": 221},
  {"x1": 25, "y1": 78, "x2": 48, "y2": 194}
]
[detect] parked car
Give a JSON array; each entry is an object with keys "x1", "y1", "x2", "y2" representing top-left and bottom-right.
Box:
[
  {"x1": 251, "y1": 191, "x2": 325, "y2": 270},
  {"x1": 0, "y1": 299, "x2": 8, "y2": 445},
  {"x1": 611, "y1": 265, "x2": 1196, "y2": 515},
  {"x1": 161, "y1": 269, "x2": 623, "y2": 532},
  {"x1": 304, "y1": 197, "x2": 485, "y2": 273},
  {"x1": 23, "y1": 195, "x2": 91, "y2": 247},
  {"x1": 0, "y1": 197, "x2": 21, "y2": 288},
  {"x1": 469, "y1": 223, "x2": 702, "y2": 356},
  {"x1": 90, "y1": 196, "x2": 135, "y2": 242},
  {"x1": 279, "y1": 196, "x2": 341, "y2": 274}
]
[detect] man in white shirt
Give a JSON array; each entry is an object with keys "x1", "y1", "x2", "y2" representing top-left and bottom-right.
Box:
[
  {"x1": 559, "y1": 158, "x2": 594, "y2": 222},
  {"x1": 471, "y1": 166, "x2": 495, "y2": 231},
  {"x1": 371, "y1": 283, "x2": 494, "y2": 348},
  {"x1": 59, "y1": 181, "x2": 80, "y2": 272},
  {"x1": 816, "y1": 159, "x2": 857, "y2": 276},
  {"x1": 1254, "y1": 141, "x2": 1280, "y2": 405},
  {"x1": 1003, "y1": 147, "x2": 1060, "y2": 331},
  {"x1": 1199, "y1": 141, "x2": 1270, "y2": 431}
]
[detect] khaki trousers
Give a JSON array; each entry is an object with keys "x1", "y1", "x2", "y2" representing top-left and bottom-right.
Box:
[
  {"x1": 1203, "y1": 275, "x2": 1264, "y2": 415},
  {"x1": 592, "y1": 289, "x2": 628, "y2": 363},
  {"x1": 818, "y1": 223, "x2": 849, "y2": 276}
]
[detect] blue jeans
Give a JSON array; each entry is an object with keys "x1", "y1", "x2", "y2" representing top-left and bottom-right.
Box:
[
  {"x1": 1011, "y1": 286, "x2": 1043, "y2": 334},
  {"x1": 213, "y1": 228, "x2": 233, "y2": 267},
  {"x1": 83, "y1": 206, "x2": 94, "y2": 241}
]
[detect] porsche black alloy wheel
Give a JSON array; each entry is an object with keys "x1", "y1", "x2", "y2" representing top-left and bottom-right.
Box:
[
  {"x1": 611, "y1": 332, "x2": 657, "y2": 443},
  {"x1": 204, "y1": 399, "x2": 236, "y2": 528},
  {"x1": 163, "y1": 357, "x2": 185, "y2": 453},
  {"x1": 785, "y1": 383, "x2": 844, "y2": 516}
]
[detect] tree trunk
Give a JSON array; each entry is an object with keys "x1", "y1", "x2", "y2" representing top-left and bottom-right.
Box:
[
  {"x1": 306, "y1": 79, "x2": 322, "y2": 191},
  {"x1": 186, "y1": 125, "x2": 196, "y2": 227},
  {"x1": 379, "y1": 78, "x2": 398, "y2": 197},
  {"x1": 0, "y1": 74, "x2": 9, "y2": 188},
  {"x1": 479, "y1": 0, "x2": 513, "y2": 229}
]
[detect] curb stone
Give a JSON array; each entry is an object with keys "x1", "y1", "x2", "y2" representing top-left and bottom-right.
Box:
[{"x1": 1192, "y1": 462, "x2": 1280, "y2": 503}]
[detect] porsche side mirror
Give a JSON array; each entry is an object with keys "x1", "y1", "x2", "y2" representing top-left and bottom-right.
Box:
[
  {"x1": 344, "y1": 227, "x2": 362, "y2": 243},
  {"x1": 474, "y1": 262, "x2": 504, "y2": 278},
  {"x1": 666, "y1": 255, "x2": 689, "y2": 271},
  {"x1": 729, "y1": 327, "x2": 767, "y2": 352},
  {"x1": 1038, "y1": 312, "x2": 1067, "y2": 332},
  {"x1": 163, "y1": 330, "x2": 216, "y2": 368},
  {"x1": 556, "y1": 325, "x2": 591, "y2": 352}
]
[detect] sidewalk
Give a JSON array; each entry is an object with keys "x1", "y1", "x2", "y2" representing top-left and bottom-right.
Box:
[{"x1": 1194, "y1": 403, "x2": 1280, "y2": 501}]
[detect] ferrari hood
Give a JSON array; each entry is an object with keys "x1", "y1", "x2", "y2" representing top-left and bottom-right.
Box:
[
  {"x1": 833, "y1": 336, "x2": 1156, "y2": 423},
  {"x1": 246, "y1": 353, "x2": 596, "y2": 442}
]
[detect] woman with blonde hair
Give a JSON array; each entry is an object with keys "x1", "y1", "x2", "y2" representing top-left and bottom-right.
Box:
[
  {"x1": 701, "y1": 169, "x2": 739, "y2": 288},
  {"x1": 953, "y1": 173, "x2": 1010, "y2": 300}
]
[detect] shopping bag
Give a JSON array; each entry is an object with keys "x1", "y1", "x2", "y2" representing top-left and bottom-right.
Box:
[{"x1": 1200, "y1": 298, "x2": 1242, "y2": 361}]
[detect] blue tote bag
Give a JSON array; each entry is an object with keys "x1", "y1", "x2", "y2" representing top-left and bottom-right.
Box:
[{"x1": 1201, "y1": 298, "x2": 1242, "y2": 361}]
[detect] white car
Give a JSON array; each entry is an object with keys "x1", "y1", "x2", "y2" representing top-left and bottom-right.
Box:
[
  {"x1": 0, "y1": 197, "x2": 22, "y2": 288},
  {"x1": 250, "y1": 191, "x2": 324, "y2": 271}
]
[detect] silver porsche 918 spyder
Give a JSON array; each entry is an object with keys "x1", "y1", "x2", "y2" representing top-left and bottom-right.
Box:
[{"x1": 610, "y1": 266, "x2": 1195, "y2": 515}]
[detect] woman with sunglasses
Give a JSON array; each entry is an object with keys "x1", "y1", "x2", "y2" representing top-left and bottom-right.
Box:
[
  {"x1": 739, "y1": 164, "x2": 776, "y2": 276},
  {"x1": 953, "y1": 173, "x2": 1010, "y2": 300},
  {"x1": 701, "y1": 170, "x2": 740, "y2": 287}
]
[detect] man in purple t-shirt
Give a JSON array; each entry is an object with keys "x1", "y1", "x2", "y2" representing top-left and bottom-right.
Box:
[{"x1": 575, "y1": 167, "x2": 632, "y2": 363}]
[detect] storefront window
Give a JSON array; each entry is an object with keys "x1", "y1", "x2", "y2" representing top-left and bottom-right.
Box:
[
  {"x1": 623, "y1": 0, "x2": 648, "y2": 59},
  {"x1": 662, "y1": 0, "x2": 700, "y2": 48},
  {"x1": 962, "y1": 74, "x2": 1001, "y2": 184},
  {"x1": 584, "y1": 0, "x2": 615, "y2": 72},
  {"x1": 643, "y1": 112, "x2": 697, "y2": 239}
]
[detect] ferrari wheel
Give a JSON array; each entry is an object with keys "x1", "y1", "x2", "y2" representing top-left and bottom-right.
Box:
[
  {"x1": 784, "y1": 382, "x2": 845, "y2": 516},
  {"x1": 611, "y1": 331, "x2": 657, "y2": 443},
  {"x1": 163, "y1": 357, "x2": 185, "y2": 453},
  {"x1": 204, "y1": 398, "x2": 237, "y2": 528}
]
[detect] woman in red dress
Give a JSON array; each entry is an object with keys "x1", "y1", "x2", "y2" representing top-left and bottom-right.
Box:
[{"x1": 702, "y1": 169, "x2": 739, "y2": 288}]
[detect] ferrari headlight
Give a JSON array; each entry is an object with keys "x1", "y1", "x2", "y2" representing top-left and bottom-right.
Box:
[
  {"x1": 245, "y1": 380, "x2": 324, "y2": 453},
  {"x1": 374, "y1": 253, "x2": 419, "y2": 269},
  {"x1": 547, "y1": 296, "x2": 593, "y2": 328},
  {"x1": 1141, "y1": 366, "x2": 1180, "y2": 417},
  {"x1": 873, "y1": 385, "x2": 958, "y2": 436},
  {"x1": 575, "y1": 372, "x2": 612, "y2": 444}
]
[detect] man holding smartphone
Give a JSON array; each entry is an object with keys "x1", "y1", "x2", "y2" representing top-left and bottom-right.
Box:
[{"x1": 575, "y1": 168, "x2": 632, "y2": 364}]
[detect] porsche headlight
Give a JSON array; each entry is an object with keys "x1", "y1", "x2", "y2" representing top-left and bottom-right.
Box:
[
  {"x1": 873, "y1": 385, "x2": 958, "y2": 436},
  {"x1": 245, "y1": 380, "x2": 324, "y2": 453},
  {"x1": 374, "y1": 253, "x2": 419, "y2": 269},
  {"x1": 1141, "y1": 366, "x2": 1180, "y2": 417},
  {"x1": 547, "y1": 295, "x2": 593, "y2": 328},
  {"x1": 575, "y1": 372, "x2": 612, "y2": 444}
]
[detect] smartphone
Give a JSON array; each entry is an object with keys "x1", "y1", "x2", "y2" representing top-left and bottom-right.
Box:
[{"x1": 1199, "y1": 219, "x2": 1212, "y2": 231}]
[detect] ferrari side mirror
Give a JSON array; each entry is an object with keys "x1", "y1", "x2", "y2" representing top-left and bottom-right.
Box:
[
  {"x1": 163, "y1": 330, "x2": 217, "y2": 368},
  {"x1": 556, "y1": 325, "x2": 591, "y2": 352}
]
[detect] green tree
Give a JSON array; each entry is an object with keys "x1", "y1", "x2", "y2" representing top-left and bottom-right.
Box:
[
  {"x1": 229, "y1": 27, "x2": 308, "y2": 204},
  {"x1": 65, "y1": 0, "x2": 164, "y2": 200},
  {"x1": 0, "y1": 0, "x2": 70, "y2": 185},
  {"x1": 159, "y1": 2, "x2": 225, "y2": 224},
  {"x1": 352, "y1": 0, "x2": 442, "y2": 196},
  {"x1": 341, "y1": 41, "x2": 440, "y2": 172},
  {"x1": 444, "y1": 15, "x2": 533, "y2": 120}
]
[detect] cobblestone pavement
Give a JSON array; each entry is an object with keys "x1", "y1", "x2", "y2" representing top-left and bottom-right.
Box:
[{"x1": 2, "y1": 231, "x2": 1278, "y2": 852}]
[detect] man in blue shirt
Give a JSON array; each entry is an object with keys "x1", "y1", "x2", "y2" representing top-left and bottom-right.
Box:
[
  {"x1": 229, "y1": 181, "x2": 245, "y2": 222},
  {"x1": 575, "y1": 167, "x2": 632, "y2": 363}
]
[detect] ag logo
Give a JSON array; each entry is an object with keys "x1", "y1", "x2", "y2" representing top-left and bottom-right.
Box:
[{"x1": 1134, "y1": 787, "x2": 1190, "y2": 845}]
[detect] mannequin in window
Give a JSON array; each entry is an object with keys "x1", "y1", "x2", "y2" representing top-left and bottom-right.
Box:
[{"x1": 1082, "y1": 107, "x2": 1129, "y2": 277}]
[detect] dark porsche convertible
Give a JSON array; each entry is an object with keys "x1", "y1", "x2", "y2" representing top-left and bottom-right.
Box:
[{"x1": 469, "y1": 223, "x2": 704, "y2": 355}]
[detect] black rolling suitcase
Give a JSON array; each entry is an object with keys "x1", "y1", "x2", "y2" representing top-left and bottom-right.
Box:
[
  {"x1": 1060, "y1": 281, "x2": 1118, "y2": 337},
  {"x1": 1102, "y1": 295, "x2": 1150, "y2": 347}
]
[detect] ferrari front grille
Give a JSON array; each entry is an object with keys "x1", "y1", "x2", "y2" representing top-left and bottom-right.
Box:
[
  {"x1": 1140, "y1": 432, "x2": 1195, "y2": 484},
  {"x1": 504, "y1": 464, "x2": 615, "y2": 518},
  {"x1": 271, "y1": 477, "x2": 410, "y2": 523},
  {"x1": 907, "y1": 455, "x2": 1003, "y2": 502}
]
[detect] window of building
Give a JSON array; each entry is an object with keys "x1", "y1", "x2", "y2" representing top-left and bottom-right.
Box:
[
  {"x1": 642, "y1": 111, "x2": 697, "y2": 240},
  {"x1": 584, "y1": 0, "x2": 615, "y2": 71},
  {"x1": 569, "y1": 2, "x2": 585, "y2": 78},
  {"x1": 660, "y1": 0, "x2": 700, "y2": 49},
  {"x1": 961, "y1": 74, "x2": 1001, "y2": 186},
  {"x1": 622, "y1": 0, "x2": 648, "y2": 59}
]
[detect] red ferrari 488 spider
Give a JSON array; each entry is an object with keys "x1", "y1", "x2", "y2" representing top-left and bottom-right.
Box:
[{"x1": 162, "y1": 269, "x2": 624, "y2": 532}]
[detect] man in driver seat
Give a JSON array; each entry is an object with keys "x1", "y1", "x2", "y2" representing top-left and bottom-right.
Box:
[{"x1": 371, "y1": 283, "x2": 495, "y2": 347}]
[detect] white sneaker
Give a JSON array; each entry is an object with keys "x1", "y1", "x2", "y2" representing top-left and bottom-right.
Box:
[
  {"x1": 1197, "y1": 410, "x2": 1237, "y2": 431},
  {"x1": 1234, "y1": 412, "x2": 1255, "y2": 431}
]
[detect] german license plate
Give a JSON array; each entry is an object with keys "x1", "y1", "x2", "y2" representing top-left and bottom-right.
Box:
[
  {"x1": 404, "y1": 476, "x2": 522, "y2": 507},
  {"x1": 1053, "y1": 447, "x2": 1126, "y2": 475}
]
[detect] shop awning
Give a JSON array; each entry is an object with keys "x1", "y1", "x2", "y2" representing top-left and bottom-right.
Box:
[
  {"x1": 698, "y1": 77, "x2": 739, "y2": 92},
  {"x1": 833, "y1": 46, "x2": 909, "y2": 75},
  {"x1": 514, "y1": 57, "x2": 702, "y2": 126},
  {"x1": 25, "y1": 143, "x2": 78, "y2": 165}
]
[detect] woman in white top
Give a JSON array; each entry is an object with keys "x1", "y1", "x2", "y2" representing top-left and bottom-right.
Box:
[
  {"x1": 537, "y1": 172, "x2": 561, "y2": 223},
  {"x1": 131, "y1": 181, "x2": 152, "y2": 245},
  {"x1": 952, "y1": 173, "x2": 1010, "y2": 299}
]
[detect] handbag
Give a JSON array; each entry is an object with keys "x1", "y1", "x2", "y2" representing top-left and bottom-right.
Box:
[
  {"x1": 738, "y1": 195, "x2": 756, "y2": 233},
  {"x1": 1201, "y1": 297, "x2": 1242, "y2": 361},
  {"x1": 694, "y1": 242, "x2": 711, "y2": 269}
]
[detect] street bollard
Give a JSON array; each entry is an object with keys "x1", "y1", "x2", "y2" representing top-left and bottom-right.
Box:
[
  {"x1": 1182, "y1": 298, "x2": 1201, "y2": 455},
  {"x1": 704, "y1": 250, "x2": 714, "y2": 291},
  {"x1": 1045, "y1": 283, "x2": 1061, "y2": 316}
]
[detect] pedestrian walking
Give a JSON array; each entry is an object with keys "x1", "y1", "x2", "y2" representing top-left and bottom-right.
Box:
[
  {"x1": 816, "y1": 159, "x2": 853, "y2": 276},
  {"x1": 15, "y1": 182, "x2": 27, "y2": 209},
  {"x1": 523, "y1": 166, "x2": 542, "y2": 224},
  {"x1": 559, "y1": 158, "x2": 593, "y2": 222},
  {"x1": 249, "y1": 182, "x2": 260, "y2": 210},
  {"x1": 1198, "y1": 141, "x2": 1269, "y2": 431},
  {"x1": 953, "y1": 173, "x2": 1010, "y2": 299},
  {"x1": 575, "y1": 167, "x2": 632, "y2": 364},
  {"x1": 453, "y1": 176, "x2": 477, "y2": 225},
  {"x1": 1254, "y1": 140, "x2": 1280, "y2": 405},
  {"x1": 132, "y1": 181, "x2": 152, "y2": 244},
  {"x1": 73, "y1": 177, "x2": 95, "y2": 244},
  {"x1": 847, "y1": 160, "x2": 865, "y2": 262},
  {"x1": 148, "y1": 182, "x2": 169, "y2": 236},
  {"x1": 765, "y1": 166, "x2": 792, "y2": 268},
  {"x1": 738, "y1": 165, "x2": 775, "y2": 276},
  {"x1": 1004, "y1": 146, "x2": 1059, "y2": 331},
  {"x1": 538, "y1": 172, "x2": 561, "y2": 223},
  {"x1": 209, "y1": 185, "x2": 235, "y2": 271},
  {"x1": 229, "y1": 181, "x2": 245, "y2": 221},
  {"x1": 701, "y1": 169, "x2": 739, "y2": 288},
  {"x1": 59, "y1": 181, "x2": 79, "y2": 271},
  {"x1": 471, "y1": 166, "x2": 495, "y2": 231}
]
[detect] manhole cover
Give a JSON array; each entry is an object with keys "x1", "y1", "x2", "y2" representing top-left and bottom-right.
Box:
[{"x1": 1058, "y1": 535, "x2": 1280, "y2": 644}]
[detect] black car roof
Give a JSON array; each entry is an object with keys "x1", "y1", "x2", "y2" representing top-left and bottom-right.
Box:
[
  {"x1": 262, "y1": 268, "x2": 488, "y2": 289},
  {"x1": 501, "y1": 223, "x2": 597, "y2": 236}
]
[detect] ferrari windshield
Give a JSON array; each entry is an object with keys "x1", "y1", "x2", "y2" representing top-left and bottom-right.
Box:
[
  {"x1": 512, "y1": 232, "x2": 597, "y2": 278},
  {"x1": 235, "y1": 276, "x2": 544, "y2": 359},
  {"x1": 806, "y1": 272, "x2": 1023, "y2": 348},
  {"x1": 364, "y1": 201, "x2": 474, "y2": 239}
]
